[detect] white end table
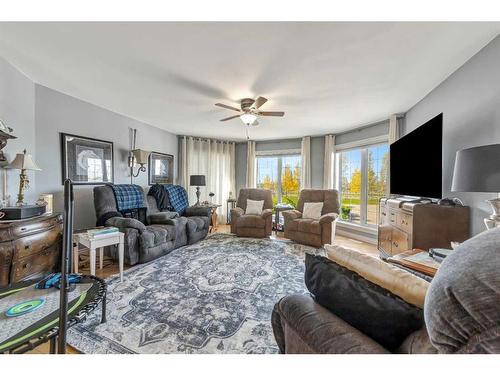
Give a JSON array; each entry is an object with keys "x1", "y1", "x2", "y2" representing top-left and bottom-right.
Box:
[{"x1": 73, "y1": 231, "x2": 124, "y2": 282}]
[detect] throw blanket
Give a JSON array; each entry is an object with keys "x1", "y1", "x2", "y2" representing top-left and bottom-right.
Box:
[
  {"x1": 110, "y1": 184, "x2": 146, "y2": 212},
  {"x1": 164, "y1": 185, "x2": 189, "y2": 214},
  {"x1": 148, "y1": 184, "x2": 172, "y2": 211}
]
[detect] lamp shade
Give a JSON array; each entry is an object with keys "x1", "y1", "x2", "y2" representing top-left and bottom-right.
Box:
[
  {"x1": 451, "y1": 144, "x2": 500, "y2": 192},
  {"x1": 132, "y1": 149, "x2": 151, "y2": 165},
  {"x1": 7, "y1": 150, "x2": 41, "y2": 171},
  {"x1": 190, "y1": 175, "x2": 206, "y2": 186}
]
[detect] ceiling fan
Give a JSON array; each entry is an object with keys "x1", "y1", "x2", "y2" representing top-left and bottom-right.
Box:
[{"x1": 215, "y1": 96, "x2": 284, "y2": 127}]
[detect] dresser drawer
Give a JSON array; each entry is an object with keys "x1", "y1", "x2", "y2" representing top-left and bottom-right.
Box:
[
  {"x1": 397, "y1": 212, "x2": 413, "y2": 232},
  {"x1": 13, "y1": 226, "x2": 62, "y2": 260},
  {"x1": 11, "y1": 244, "x2": 60, "y2": 283},
  {"x1": 10, "y1": 214, "x2": 62, "y2": 239},
  {"x1": 379, "y1": 205, "x2": 389, "y2": 224},
  {"x1": 388, "y1": 210, "x2": 397, "y2": 225},
  {"x1": 391, "y1": 227, "x2": 409, "y2": 255}
]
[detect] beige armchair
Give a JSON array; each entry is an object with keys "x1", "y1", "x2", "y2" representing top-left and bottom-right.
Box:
[
  {"x1": 282, "y1": 189, "x2": 340, "y2": 247},
  {"x1": 231, "y1": 188, "x2": 274, "y2": 238}
]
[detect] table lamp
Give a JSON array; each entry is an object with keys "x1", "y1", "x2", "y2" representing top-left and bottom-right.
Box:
[
  {"x1": 451, "y1": 144, "x2": 500, "y2": 229},
  {"x1": 190, "y1": 175, "x2": 206, "y2": 205},
  {"x1": 7, "y1": 149, "x2": 42, "y2": 206}
]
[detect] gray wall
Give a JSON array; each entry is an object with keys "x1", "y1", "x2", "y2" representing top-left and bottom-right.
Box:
[
  {"x1": 235, "y1": 142, "x2": 248, "y2": 195},
  {"x1": 0, "y1": 57, "x2": 37, "y2": 203},
  {"x1": 404, "y1": 35, "x2": 500, "y2": 236},
  {"x1": 234, "y1": 121, "x2": 389, "y2": 195},
  {"x1": 34, "y1": 85, "x2": 178, "y2": 229}
]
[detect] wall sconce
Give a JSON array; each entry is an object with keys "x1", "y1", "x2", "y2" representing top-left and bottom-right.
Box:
[
  {"x1": 128, "y1": 148, "x2": 151, "y2": 184},
  {"x1": 128, "y1": 128, "x2": 150, "y2": 184}
]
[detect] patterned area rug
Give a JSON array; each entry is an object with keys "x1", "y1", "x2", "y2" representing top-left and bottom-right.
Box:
[{"x1": 67, "y1": 233, "x2": 324, "y2": 354}]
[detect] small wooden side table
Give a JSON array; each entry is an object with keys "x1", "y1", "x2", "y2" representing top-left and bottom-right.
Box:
[
  {"x1": 204, "y1": 204, "x2": 222, "y2": 233},
  {"x1": 73, "y1": 231, "x2": 124, "y2": 282},
  {"x1": 226, "y1": 199, "x2": 237, "y2": 224},
  {"x1": 274, "y1": 204, "x2": 294, "y2": 233}
]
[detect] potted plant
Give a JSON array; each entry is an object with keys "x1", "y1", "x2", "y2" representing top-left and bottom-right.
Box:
[{"x1": 341, "y1": 206, "x2": 352, "y2": 221}]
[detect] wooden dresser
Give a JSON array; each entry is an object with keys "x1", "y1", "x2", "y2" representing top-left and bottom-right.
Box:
[
  {"x1": 0, "y1": 213, "x2": 63, "y2": 287},
  {"x1": 378, "y1": 198, "x2": 470, "y2": 257}
]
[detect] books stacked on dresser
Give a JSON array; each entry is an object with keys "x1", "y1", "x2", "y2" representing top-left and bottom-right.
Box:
[{"x1": 87, "y1": 227, "x2": 119, "y2": 239}]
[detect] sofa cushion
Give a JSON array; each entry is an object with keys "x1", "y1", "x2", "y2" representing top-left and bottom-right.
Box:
[
  {"x1": 140, "y1": 225, "x2": 174, "y2": 250},
  {"x1": 305, "y1": 254, "x2": 424, "y2": 351},
  {"x1": 148, "y1": 211, "x2": 179, "y2": 225},
  {"x1": 272, "y1": 294, "x2": 389, "y2": 354},
  {"x1": 187, "y1": 216, "x2": 209, "y2": 232},
  {"x1": 238, "y1": 214, "x2": 266, "y2": 228},
  {"x1": 296, "y1": 219, "x2": 322, "y2": 234},
  {"x1": 424, "y1": 227, "x2": 500, "y2": 354},
  {"x1": 325, "y1": 245, "x2": 429, "y2": 308}
]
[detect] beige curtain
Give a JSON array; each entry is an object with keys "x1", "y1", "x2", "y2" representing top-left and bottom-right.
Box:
[
  {"x1": 179, "y1": 136, "x2": 235, "y2": 223},
  {"x1": 388, "y1": 114, "x2": 402, "y2": 195},
  {"x1": 323, "y1": 134, "x2": 336, "y2": 189},
  {"x1": 246, "y1": 140, "x2": 256, "y2": 188},
  {"x1": 300, "y1": 136, "x2": 311, "y2": 188},
  {"x1": 389, "y1": 114, "x2": 400, "y2": 144},
  {"x1": 179, "y1": 136, "x2": 188, "y2": 188}
]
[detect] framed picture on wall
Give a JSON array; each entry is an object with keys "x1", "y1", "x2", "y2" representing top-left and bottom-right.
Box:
[
  {"x1": 60, "y1": 133, "x2": 114, "y2": 185},
  {"x1": 148, "y1": 152, "x2": 174, "y2": 185}
]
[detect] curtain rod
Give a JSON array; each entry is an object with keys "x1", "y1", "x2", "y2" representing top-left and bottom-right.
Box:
[
  {"x1": 178, "y1": 135, "x2": 236, "y2": 144},
  {"x1": 234, "y1": 116, "x2": 400, "y2": 144}
]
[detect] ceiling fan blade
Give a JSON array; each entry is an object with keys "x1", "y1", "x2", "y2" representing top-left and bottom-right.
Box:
[
  {"x1": 254, "y1": 96, "x2": 268, "y2": 109},
  {"x1": 215, "y1": 103, "x2": 241, "y2": 112},
  {"x1": 220, "y1": 114, "x2": 241, "y2": 122},
  {"x1": 258, "y1": 111, "x2": 284, "y2": 117}
]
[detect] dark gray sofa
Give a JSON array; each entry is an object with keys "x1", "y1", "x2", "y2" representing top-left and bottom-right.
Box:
[
  {"x1": 93, "y1": 185, "x2": 210, "y2": 265},
  {"x1": 272, "y1": 227, "x2": 500, "y2": 354}
]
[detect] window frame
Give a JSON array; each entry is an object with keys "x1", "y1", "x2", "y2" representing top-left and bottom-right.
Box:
[
  {"x1": 336, "y1": 136, "x2": 389, "y2": 228},
  {"x1": 255, "y1": 149, "x2": 301, "y2": 205}
]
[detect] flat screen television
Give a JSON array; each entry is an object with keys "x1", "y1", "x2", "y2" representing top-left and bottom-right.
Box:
[{"x1": 390, "y1": 113, "x2": 443, "y2": 199}]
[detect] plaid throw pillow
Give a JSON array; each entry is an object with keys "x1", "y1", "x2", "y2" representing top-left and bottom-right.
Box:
[{"x1": 110, "y1": 184, "x2": 146, "y2": 211}]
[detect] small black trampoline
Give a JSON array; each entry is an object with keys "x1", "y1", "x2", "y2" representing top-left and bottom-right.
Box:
[{"x1": 0, "y1": 275, "x2": 106, "y2": 354}]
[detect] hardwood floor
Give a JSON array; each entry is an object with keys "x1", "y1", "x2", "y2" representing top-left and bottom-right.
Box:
[{"x1": 26, "y1": 224, "x2": 376, "y2": 354}]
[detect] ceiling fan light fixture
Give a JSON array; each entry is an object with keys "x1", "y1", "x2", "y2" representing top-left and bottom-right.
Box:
[{"x1": 240, "y1": 113, "x2": 257, "y2": 125}]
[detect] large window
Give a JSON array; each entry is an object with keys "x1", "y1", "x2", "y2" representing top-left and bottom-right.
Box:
[
  {"x1": 256, "y1": 153, "x2": 301, "y2": 207},
  {"x1": 337, "y1": 143, "x2": 389, "y2": 226}
]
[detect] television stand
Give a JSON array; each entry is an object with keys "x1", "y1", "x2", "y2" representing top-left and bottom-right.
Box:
[{"x1": 378, "y1": 197, "x2": 470, "y2": 257}]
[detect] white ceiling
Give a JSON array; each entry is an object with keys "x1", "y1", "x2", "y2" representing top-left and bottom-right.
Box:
[{"x1": 0, "y1": 22, "x2": 498, "y2": 141}]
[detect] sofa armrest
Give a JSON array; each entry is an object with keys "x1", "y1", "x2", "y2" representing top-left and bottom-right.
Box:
[
  {"x1": 261, "y1": 208, "x2": 273, "y2": 219},
  {"x1": 319, "y1": 212, "x2": 339, "y2": 224},
  {"x1": 184, "y1": 206, "x2": 211, "y2": 217},
  {"x1": 272, "y1": 294, "x2": 389, "y2": 354},
  {"x1": 231, "y1": 207, "x2": 244, "y2": 219},
  {"x1": 106, "y1": 217, "x2": 147, "y2": 233},
  {"x1": 282, "y1": 209, "x2": 302, "y2": 221},
  {"x1": 148, "y1": 211, "x2": 179, "y2": 225}
]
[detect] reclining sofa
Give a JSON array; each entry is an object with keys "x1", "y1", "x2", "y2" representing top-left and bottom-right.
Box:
[
  {"x1": 272, "y1": 227, "x2": 500, "y2": 354},
  {"x1": 93, "y1": 184, "x2": 210, "y2": 265}
]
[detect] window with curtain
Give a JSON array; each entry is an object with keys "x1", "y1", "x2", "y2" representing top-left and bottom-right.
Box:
[
  {"x1": 337, "y1": 142, "x2": 389, "y2": 226},
  {"x1": 180, "y1": 136, "x2": 235, "y2": 223},
  {"x1": 256, "y1": 153, "x2": 301, "y2": 207}
]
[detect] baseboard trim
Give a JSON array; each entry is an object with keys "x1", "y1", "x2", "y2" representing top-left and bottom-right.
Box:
[{"x1": 336, "y1": 227, "x2": 378, "y2": 245}]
